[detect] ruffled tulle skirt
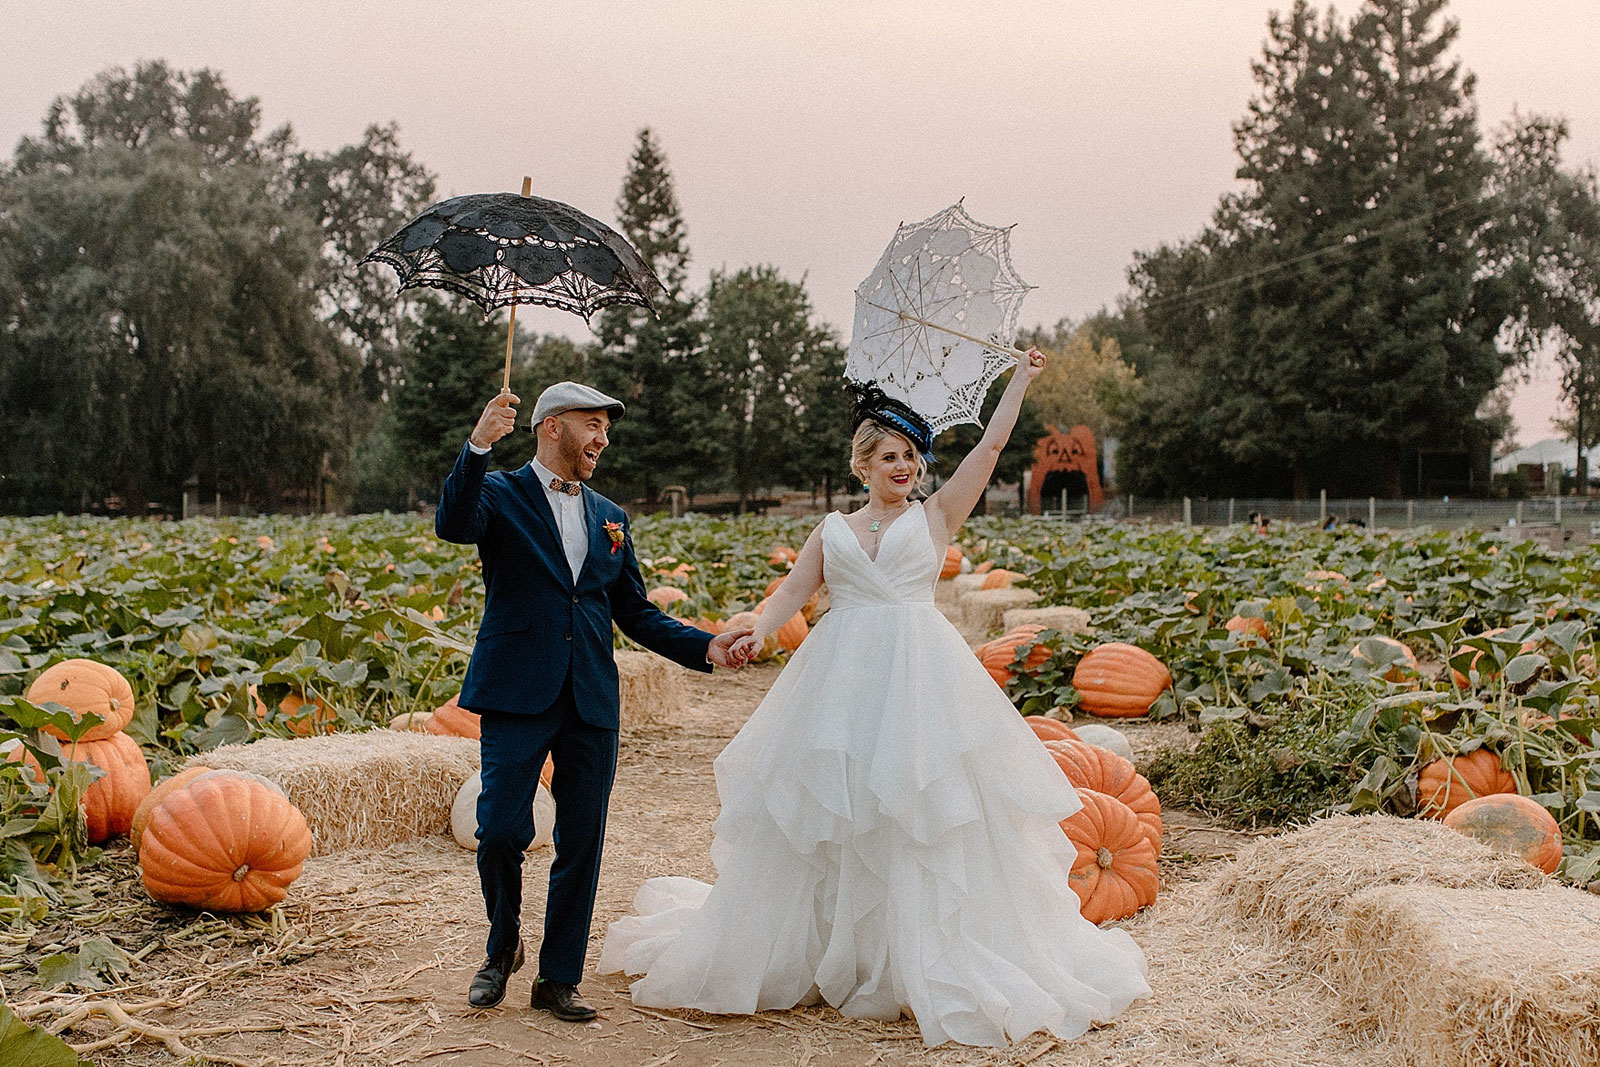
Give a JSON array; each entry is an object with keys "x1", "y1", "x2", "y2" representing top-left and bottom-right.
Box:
[{"x1": 598, "y1": 602, "x2": 1150, "y2": 1047}]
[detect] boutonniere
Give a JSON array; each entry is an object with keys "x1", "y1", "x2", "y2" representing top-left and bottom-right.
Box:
[{"x1": 604, "y1": 521, "x2": 625, "y2": 554}]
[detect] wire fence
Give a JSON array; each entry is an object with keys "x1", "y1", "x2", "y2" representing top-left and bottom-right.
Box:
[{"x1": 1035, "y1": 493, "x2": 1600, "y2": 549}]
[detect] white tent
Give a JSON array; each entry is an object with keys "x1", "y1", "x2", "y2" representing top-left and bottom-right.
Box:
[{"x1": 1492, "y1": 437, "x2": 1600, "y2": 476}]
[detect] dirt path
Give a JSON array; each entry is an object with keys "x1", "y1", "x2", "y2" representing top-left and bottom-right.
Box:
[{"x1": 69, "y1": 601, "x2": 1394, "y2": 1067}]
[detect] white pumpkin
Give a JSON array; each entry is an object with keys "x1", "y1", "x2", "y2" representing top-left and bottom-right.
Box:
[
  {"x1": 450, "y1": 771, "x2": 555, "y2": 852},
  {"x1": 1070, "y1": 722, "x2": 1135, "y2": 763},
  {"x1": 387, "y1": 711, "x2": 433, "y2": 732}
]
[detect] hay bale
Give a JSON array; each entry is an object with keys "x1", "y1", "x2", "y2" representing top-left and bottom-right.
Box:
[
  {"x1": 1000, "y1": 604, "x2": 1093, "y2": 635},
  {"x1": 1207, "y1": 814, "x2": 1548, "y2": 965},
  {"x1": 950, "y1": 574, "x2": 988, "y2": 595},
  {"x1": 1334, "y1": 885, "x2": 1600, "y2": 1067},
  {"x1": 616, "y1": 649, "x2": 688, "y2": 728},
  {"x1": 960, "y1": 588, "x2": 1039, "y2": 633},
  {"x1": 186, "y1": 731, "x2": 479, "y2": 856}
]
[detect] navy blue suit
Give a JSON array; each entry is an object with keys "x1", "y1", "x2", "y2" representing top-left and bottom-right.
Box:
[{"x1": 436, "y1": 443, "x2": 713, "y2": 984}]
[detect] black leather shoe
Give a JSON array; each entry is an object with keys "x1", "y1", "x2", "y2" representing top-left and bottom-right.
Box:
[
  {"x1": 467, "y1": 940, "x2": 525, "y2": 1008},
  {"x1": 530, "y1": 977, "x2": 598, "y2": 1021}
]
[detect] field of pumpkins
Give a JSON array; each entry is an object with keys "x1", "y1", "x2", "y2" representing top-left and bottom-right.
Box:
[{"x1": 3, "y1": 509, "x2": 1600, "y2": 1064}]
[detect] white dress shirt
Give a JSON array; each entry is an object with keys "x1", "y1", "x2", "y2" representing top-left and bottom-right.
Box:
[{"x1": 465, "y1": 440, "x2": 587, "y2": 582}]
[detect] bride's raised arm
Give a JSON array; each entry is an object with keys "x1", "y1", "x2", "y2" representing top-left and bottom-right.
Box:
[
  {"x1": 732, "y1": 520, "x2": 825, "y2": 660},
  {"x1": 924, "y1": 348, "x2": 1046, "y2": 546}
]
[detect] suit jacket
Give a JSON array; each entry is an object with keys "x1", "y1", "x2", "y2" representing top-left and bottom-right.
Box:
[{"x1": 435, "y1": 443, "x2": 713, "y2": 728}]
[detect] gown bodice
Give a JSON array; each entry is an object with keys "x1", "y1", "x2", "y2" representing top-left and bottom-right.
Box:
[{"x1": 821, "y1": 503, "x2": 938, "y2": 610}]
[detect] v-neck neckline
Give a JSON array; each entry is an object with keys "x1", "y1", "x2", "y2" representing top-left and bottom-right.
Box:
[{"x1": 835, "y1": 502, "x2": 920, "y2": 564}]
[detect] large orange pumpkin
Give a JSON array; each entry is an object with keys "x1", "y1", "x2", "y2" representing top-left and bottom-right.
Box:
[
  {"x1": 1442, "y1": 793, "x2": 1562, "y2": 873},
  {"x1": 139, "y1": 771, "x2": 314, "y2": 912},
  {"x1": 28, "y1": 659, "x2": 136, "y2": 741},
  {"x1": 976, "y1": 625, "x2": 1052, "y2": 687},
  {"x1": 940, "y1": 545, "x2": 964, "y2": 580},
  {"x1": 131, "y1": 766, "x2": 212, "y2": 851},
  {"x1": 423, "y1": 694, "x2": 481, "y2": 740},
  {"x1": 1023, "y1": 716, "x2": 1080, "y2": 744},
  {"x1": 1044, "y1": 739, "x2": 1162, "y2": 851},
  {"x1": 646, "y1": 586, "x2": 689, "y2": 612},
  {"x1": 1417, "y1": 749, "x2": 1517, "y2": 819},
  {"x1": 63, "y1": 731, "x2": 151, "y2": 842},
  {"x1": 1061, "y1": 789, "x2": 1160, "y2": 924},
  {"x1": 769, "y1": 546, "x2": 798, "y2": 566},
  {"x1": 980, "y1": 568, "x2": 1026, "y2": 590},
  {"x1": 1072, "y1": 644, "x2": 1173, "y2": 718},
  {"x1": 1350, "y1": 636, "x2": 1418, "y2": 683}
]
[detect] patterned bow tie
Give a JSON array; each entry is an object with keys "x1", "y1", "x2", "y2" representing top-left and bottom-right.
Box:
[{"x1": 548, "y1": 477, "x2": 582, "y2": 497}]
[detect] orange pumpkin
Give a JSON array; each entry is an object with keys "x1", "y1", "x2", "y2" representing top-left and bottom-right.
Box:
[
  {"x1": 1224, "y1": 615, "x2": 1269, "y2": 642},
  {"x1": 1350, "y1": 636, "x2": 1417, "y2": 683},
  {"x1": 940, "y1": 544, "x2": 964, "y2": 580},
  {"x1": 424, "y1": 694, "x2": 482, "y2": 740},
  {"x1": 63, "y1": 731, "x2": 151, "y2": 843},
  {"x1": 1442, "y1": 793, "x2": 1562, "y2": 873},
  {"x1": 251, "y1": 687, "x2": 337, "y2": 736},
  {"x1": 131, "y1": 766, "x2": 212, "y2": 852},
  {"x1": 1072, "y1": 644, "x2": 1173, "y2": 718},
  {"x1": 976, "y1": 625, "x2": 1052, "y2": 687},
  {"x1": 1044, "y1": 739, "x2": 1162, "y2": 851},
  {"x1": 685, "y1": 616, "x2": 724, "y2": 635},
  {"x1": 974, "y1": 560, "x2": 995, "y2": 574},
  {"x1": 1417, "y1": 749, "x2": 1517, "y2": 819},
  {"x1": 646, "y1": 586, "x2": 689, "y2": 611},
  {"x1": 139, "y1": 770, "x2": 314, "y2": 912},
  {"x1": 1450, "y1": 628, "x2": 1538, "y2": 689},
  {"x1": 28, "y1": 659, "x2": 136, "y2": 742},
  {"x1": 1023, "y1": 716, "x2": 1080, "y2": 743},
  {"x1": 1061, "y1": 788, "x2": 1160, "y2": 924},
  {"x1": 980, "y1": 568, "x2": 1026, "y2": 590},
  {"x1": 769, "y1": 546, "x2": 798, "y2": 566}
]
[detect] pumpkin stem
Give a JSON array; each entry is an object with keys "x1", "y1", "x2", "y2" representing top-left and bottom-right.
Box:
[
  {"x1": 1096, "y1": 846, "x2": 1114, "y2": 869},
  {"x1": 232, "y1": 864, "x2": 251, "y2": 882}
]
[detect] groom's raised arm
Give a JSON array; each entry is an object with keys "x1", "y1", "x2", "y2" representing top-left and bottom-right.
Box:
[{"x1": 436, "y1": 393, "x2": 519, "y2": 545}]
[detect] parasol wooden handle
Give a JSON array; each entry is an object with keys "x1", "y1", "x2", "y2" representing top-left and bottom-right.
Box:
[
  {"x1": 861, "y1": 299, "x2": 1027, "y2": 360},
  {"x1": 502, "y1": 175, "x2": 533, "y2": 392}
]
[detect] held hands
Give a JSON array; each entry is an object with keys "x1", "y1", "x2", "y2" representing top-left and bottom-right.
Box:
[
  {"x1": 469, "y1": 390, "x2": 521, "y2": 449},
  {"x1": 708, "y1": 628, "x2": 756, "y2": 669}
]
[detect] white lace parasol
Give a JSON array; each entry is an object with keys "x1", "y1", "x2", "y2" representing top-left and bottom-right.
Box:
[{"x1": 847, "y1": 201, "x2": 1034, "y2": 433}]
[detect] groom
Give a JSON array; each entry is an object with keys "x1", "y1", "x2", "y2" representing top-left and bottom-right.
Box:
[{"x1": 436, "y1": 382, "x2": 751, "y2": 1020}]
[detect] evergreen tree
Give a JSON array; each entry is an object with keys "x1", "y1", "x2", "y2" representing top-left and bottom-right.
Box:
[
  {"x1": 590, "y1": 129, "x2": 712, "y2": 504},
  {"x1": 703, "y1": 266, "x2": 841, "y2": 509},
  {"x1": 1118, "y1": 0, "x2": 1523, "y2": 498},
  {"x1": 390, "y1": 297, "x2": 528, "y2": 498}
]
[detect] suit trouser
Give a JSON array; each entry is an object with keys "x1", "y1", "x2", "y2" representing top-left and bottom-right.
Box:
[{"x1": 476, "y1": 676, "x2": 619, "y2": 985}]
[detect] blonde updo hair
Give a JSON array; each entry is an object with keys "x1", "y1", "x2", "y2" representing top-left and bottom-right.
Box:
[{"x1": 850, "y1": 419, "x2": 929, "y2": 493}]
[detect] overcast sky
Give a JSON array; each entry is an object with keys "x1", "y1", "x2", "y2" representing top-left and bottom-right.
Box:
[{"x1": 4, "y1": 0, "x2": 1596, "y2": 444}]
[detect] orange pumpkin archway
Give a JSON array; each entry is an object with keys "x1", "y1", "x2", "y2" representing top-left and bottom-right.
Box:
[{"x1": 1028, "y1": 424, "x2": 1103, "y2": 515}]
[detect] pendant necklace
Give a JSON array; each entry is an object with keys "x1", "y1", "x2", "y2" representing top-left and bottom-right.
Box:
[{"x1": 866, "y1": 501, "x2": 907, "y2": 533}]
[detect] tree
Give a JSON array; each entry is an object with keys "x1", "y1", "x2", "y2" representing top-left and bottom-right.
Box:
[
  {"x1": 0, "y1": 138, "x2": 353, "y2": 512},
  {"x1": 704, "y1": 266, "x2": 842, "y2": 509},
  {"x1": 1119, "y1": 0, "x2": 1521, "y2": 498},
  {"x1": 390, "y1": 297, "x2": 531, "y2": 498},
  {"x1": 1016, "y1": 319, "x2": 1137, "y2": 441},
  {"x1": 1486, "y1": 115, "x2": 1600, "y2": 490},
  {"x1": 590, "y1": 129, "x2": 712, "y2": 504}
]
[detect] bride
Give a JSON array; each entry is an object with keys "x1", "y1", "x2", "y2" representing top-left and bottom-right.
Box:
[{"x1": 597, "y1": 348, "x2": 1150, "y2": 1047}]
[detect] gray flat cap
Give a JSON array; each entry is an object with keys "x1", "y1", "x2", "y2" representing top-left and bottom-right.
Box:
[{"x1": 530, "y1": 381, "x2": 626, "y2": 424}]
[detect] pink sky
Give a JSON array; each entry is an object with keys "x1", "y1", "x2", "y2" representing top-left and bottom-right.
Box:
[{"x1": 3, "y1": 1, "x2": 1594, "y2": 443}]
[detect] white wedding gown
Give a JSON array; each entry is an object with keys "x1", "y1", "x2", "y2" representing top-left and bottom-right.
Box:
[{"x1": 598, "y1": 503, "x2": 1150, "y2": 1046}]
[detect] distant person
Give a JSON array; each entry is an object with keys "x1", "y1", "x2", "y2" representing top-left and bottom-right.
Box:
[
  {"x1": 1322, "y1": 514, "x2": 1338, "y2": 531},
  {"x1": 435, "y1": 382, "x2": 753, "y2": 1020}
]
